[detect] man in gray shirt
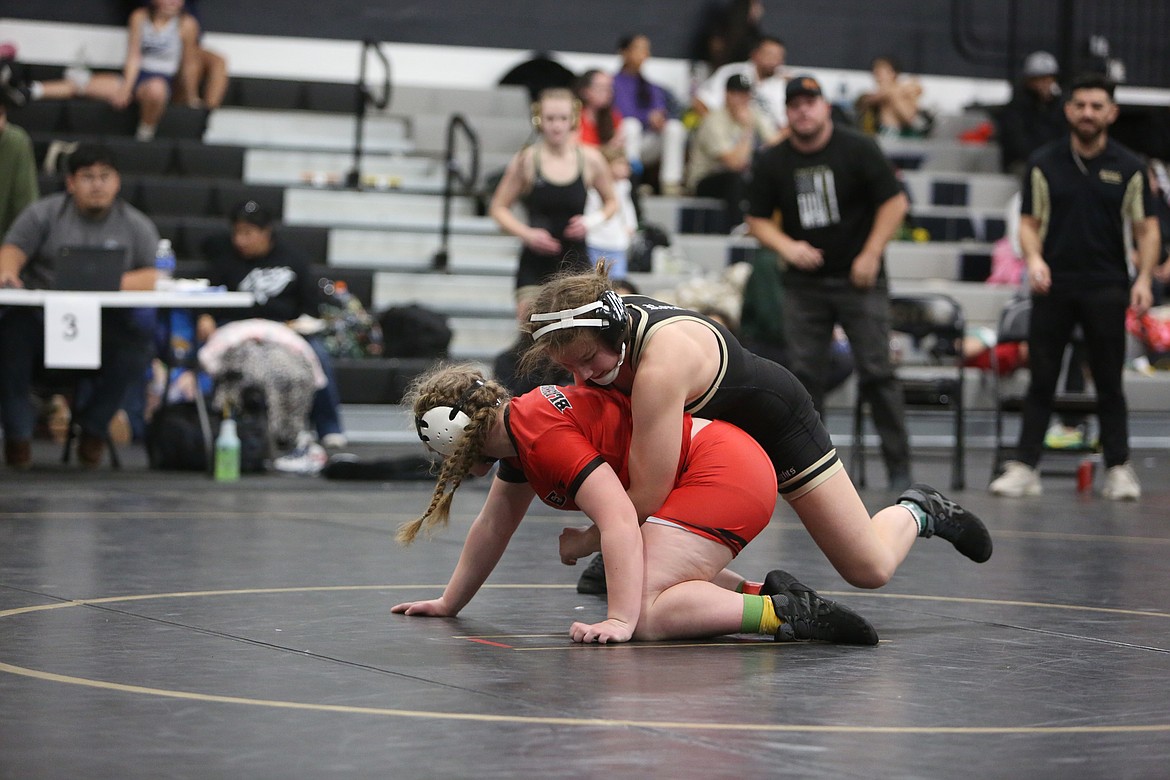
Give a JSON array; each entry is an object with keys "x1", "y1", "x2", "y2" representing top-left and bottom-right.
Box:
[{"x1": 0, "y1": 144, "x2": 159, "y2": 468}]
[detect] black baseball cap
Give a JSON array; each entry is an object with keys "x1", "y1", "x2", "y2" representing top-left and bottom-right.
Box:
[
  {"x1": 725, "y1": 73, "x2": 753, "y2": 93},
  {"x1": 230, "y1": 199, "x2": 274, "y2": 228},
  {"x1": 785, "y1": 75, "x2": 824, "y2": 104}
]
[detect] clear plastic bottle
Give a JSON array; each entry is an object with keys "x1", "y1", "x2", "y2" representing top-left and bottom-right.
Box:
[
  {"x1": 155, "y1": 238, "x2": 176, "y2": 289},
  {"x1": 214, "y1": 408, "x2": 241, "y2": 482}
]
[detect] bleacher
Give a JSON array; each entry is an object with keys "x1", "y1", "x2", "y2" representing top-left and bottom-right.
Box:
[{"x1": 9, "y1": 44, "x2": 1169, "y2": 443}]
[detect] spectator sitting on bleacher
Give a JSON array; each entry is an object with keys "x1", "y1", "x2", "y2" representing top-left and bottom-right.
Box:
[
  {"x1": 575, "y1": 69, "x2": 625, "y2": 158},
  {"x1": 0, "y1": 143, "x2": 159, "y2": 469},
  {"x1": 692, "y1": 36, "x2": 788, "y2": 129},
  {"x1": 142, "y1": 0, "x2": 229, "y2": 110},
  {"x1": 7, "y1": 0, "x2": 200, "y2": 141},
  {"x1": 686, "y1": 74, "x2": 780, "y2": 231},
  {"x1": 855, "y1": 56, "x2": 931, "y2": 138},
  {"x1": 196, "y1": 199, "x2": 348, "y2": 449},
  {"x1": 612, "y1": 33, "x2": 688, "y2": 195},
  {"x1": 995, "y1": 51, "x2": 1066, "y2": 180}
]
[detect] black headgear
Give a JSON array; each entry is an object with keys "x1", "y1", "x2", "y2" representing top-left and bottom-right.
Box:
[{"x1": 529, "y1": 290, "x2": 629, "y2": 349}]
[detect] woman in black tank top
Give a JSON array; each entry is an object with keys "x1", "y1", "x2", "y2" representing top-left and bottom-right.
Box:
[{"x1": 489, "y1": 88, "x2": 617, "y2": 319}]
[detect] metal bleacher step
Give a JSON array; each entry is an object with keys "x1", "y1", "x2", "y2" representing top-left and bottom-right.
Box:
[
  {"x1": 205, "y1": 108, "x2": 414, "y2": 153},
  {"x1": 244, "y1": 148, "x2": 445, "y2": 190},
  {"x1": 371, "y1": 272, "x2": 514, "y2": 316},
  {"x1": 281, "y1": 187, "x2": 479, "y2": 228},
  {"x1": 326, "y1": 229, "x2": 517, "y2": 273}
]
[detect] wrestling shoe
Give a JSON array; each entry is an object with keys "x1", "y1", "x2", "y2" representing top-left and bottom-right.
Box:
[
  {"x1": 899, "y1": 483, "x2": 993, "y2": 563},
  {"x1": 762, "y1": 570, "x2": 878, "y2": 646},
  {"x1": 576, "y1": 552, "x2": 607, "y2": 594}
]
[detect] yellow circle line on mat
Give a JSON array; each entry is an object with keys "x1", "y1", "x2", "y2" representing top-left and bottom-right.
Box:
[{"x1": 1, "y1": 585, "x2": 1168, "y2": 735}]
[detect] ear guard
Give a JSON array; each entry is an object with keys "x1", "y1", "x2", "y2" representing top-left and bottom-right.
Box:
[
  {"x1": 416, "y1": 406, "x2": 472, "y2": 457},
  {"x1": 414, "y1": 379, "x2": 487, "y2": 457},
  {"x1": 529, "y1": 290, "x2": 628, "y2": 348}
]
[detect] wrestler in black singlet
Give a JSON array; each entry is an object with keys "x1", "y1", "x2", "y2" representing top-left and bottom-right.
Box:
[
  {"x1": 516, "y1": 148, "x2": 591, "y2": 291},
  {"x1": 617, "y1": 295, "x2": 841, "y2": 499}
]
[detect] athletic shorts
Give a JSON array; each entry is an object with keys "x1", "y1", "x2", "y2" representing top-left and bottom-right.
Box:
[{"x1": 649, "y1": 420, "x2": 777, "y2": 556}]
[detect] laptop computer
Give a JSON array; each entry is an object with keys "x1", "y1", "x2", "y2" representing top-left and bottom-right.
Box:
[{"x1": 53, "y1": 246, "x2": 127, "y2": 292}]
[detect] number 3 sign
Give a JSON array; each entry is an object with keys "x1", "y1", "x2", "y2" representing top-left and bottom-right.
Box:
[{"x1": 44, "y1": 294, "x2": 101, "y2": 368}]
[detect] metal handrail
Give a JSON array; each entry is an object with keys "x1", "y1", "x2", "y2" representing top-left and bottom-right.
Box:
[
  {"x1": 431, "y1": 113, "x2": 481, "y2": 272},
  {"x1": 345, "y1": 40, "x2": 392, "y2": 190}
]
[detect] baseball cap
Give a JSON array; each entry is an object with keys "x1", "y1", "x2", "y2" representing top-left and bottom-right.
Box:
[
  {"x1": 785, "y1": 75, "x2": 823, "y2": 104},
  {"x1": 1022, "y1": 51, "x2": 1059, "y2": 78},
  {"x1": 725, "y1": 73, "x2": 753, "y2": 93},
  {"x1": 230, "y1": 199, "x2": 274, "y2": 228}
]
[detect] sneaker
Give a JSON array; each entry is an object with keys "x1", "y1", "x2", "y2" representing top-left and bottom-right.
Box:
[
  {"x1": 899, "y1": 483, "x2": 993, "y2": 563},
  {"x1": 761, "y1": 570, "x2": 878, "y2": 645},
  {"x1": 273, "y1": 434, "x2": 328, "y2": 475},
  {"x1": 576, "y1": 553, "x2": 607, "y2": 594},
  {"x1": 320, "y1": 433, "x2": 348, "y2": 450},
  {"x1": 1044, "y1": 423, "x2": 1085, "y2": 450},
  {"x1": 4, "y1": 439, "x2": 31, "y2": 469},
  {"x1": 1101, "y1": 463, "x2": 1141, "y2": 501},
  {"x1": 0, "y1": 60, "x2": 30, "y2": 107},
  {"x1": 988, "y1": 460, "x2": 1042, "y2": 498}
]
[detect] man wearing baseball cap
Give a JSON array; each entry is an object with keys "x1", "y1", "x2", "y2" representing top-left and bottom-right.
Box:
[
  {"x1": 996, "y1": 51, "x2": 1066, "y2": 177},
  {"x1": 745, "y1": 74, "x2": 914, "y2": 490},
  {"x1": 197, "y1": 199, "x2": 348, "y2": 449},
  {"x1": 687, "y1": 73, "x2": 781, "y2": 228}
]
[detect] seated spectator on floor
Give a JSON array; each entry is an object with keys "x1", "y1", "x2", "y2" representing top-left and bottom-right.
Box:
[
  {"x1": 7, "y1": 0, "x2": 200, "y2": 141},
  {"x1": 855, "y1": 56, "x2": 931, "y2": 138},
  {"x1": 612, "y1": 33, "x2": 688, "y2": 195},
  {"x1": 995, "y1": 51, "x2": 1065, "y2": 179},
  {"x1": 686, "y1": 74, "x2": 780, "y2": 230},
  {"x1": 197, "y1": 200, "x2": 348, "y2": 449},
  {"x1": 0, "y1": 143, "x2": 159, "y2": 468},
  {"x1": 692, "y1": 35, "x2": 788, "y2": 130}
]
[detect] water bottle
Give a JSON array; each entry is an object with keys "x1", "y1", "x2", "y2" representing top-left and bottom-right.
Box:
[
  {"x1": 155, "y1": 238, "x2": 176, "y2": 290},
  {"x1": 214, "y1": 408, "x2": 241, "y2": 482}
]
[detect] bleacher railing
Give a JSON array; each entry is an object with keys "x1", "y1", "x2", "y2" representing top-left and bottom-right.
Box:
[
  {"x1": 345, "y1": 39, "x2": 392, "y2": 190},
  {"x1": 431, "y1": 114, "x2": 481, "y2": 273}
]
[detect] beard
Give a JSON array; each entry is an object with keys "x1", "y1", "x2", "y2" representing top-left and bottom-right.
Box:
[{"x1": 1071, "y1": 121, "x2": 1105, "y2": 146}]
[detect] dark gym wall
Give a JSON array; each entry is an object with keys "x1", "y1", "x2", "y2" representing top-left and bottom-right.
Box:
[{"x1": 2, "y1": 0, "x2": 1167, "y2": 87}]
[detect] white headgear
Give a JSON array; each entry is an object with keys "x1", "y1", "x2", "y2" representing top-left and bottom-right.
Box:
[{"x1": 416, "y1": 405, "x2": 473, "y2": 457}]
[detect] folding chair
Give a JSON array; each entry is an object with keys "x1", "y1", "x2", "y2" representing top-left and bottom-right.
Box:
[{"x1": 852, "y1": 293, "x2": 966, "y2": 490}]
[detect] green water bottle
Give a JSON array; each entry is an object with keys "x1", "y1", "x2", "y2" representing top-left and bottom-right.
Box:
[{"x1": 214, "y1": 407, "x2": 241, "y2": 482}]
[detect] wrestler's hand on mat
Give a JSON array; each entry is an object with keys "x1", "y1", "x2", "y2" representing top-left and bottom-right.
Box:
[
  {"x1": 559, "y1": 525, "x2": 600, "y2": 565},
  {"x1": 390, "y1": 598, "x2": 454, "y2": 617},
  {"x1": 570, "y1": 618, "x2": 633, "y2": 644}
]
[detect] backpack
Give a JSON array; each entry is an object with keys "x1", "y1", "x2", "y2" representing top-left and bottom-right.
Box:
[
  {"x1": 145, "y1": 390, "x2": 270, "y2": 473},
  {"x1": 378, "y1": 304, "x2": 452, "y2": 359}
]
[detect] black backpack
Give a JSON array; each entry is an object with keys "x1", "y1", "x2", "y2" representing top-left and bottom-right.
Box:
[
  {"x1": 378, "y1": 304, "x2": 452, "y2": 359},
  {"x1": 145, "y1": 389, "x2": 270, "y2": 473}
]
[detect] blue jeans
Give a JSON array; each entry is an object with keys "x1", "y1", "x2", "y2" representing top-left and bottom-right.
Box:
[
  {"x1": 0, "y1": 307, "x2": 153, "y2": 441},
  {"x1": 306, "y1": 335, "x2": 344, "y2": 438}
]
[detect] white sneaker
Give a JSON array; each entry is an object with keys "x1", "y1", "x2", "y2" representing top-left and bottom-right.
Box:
[
  {"x1": 273, "y1": 433, "x2": 328, "y2": 475},
  {"x1": 989, "y1": 460, "x2": 1042, "y2": 497},
  {"x1": 1101, "y1": 463, "x2": 1141, "y2": 501}
]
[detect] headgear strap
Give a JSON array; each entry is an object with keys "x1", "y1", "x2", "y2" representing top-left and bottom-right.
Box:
[{"x1": 529, "y1": 300, "x2": 608, "y2": 341}]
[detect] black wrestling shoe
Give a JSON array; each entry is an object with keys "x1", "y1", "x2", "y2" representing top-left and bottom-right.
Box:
[
  {"x1": 764, "y1": 570, "x2": 878, "y2": 646},
  {"x1": 899, "y1": 483, "x2": 993, "y2": 563},
  {"x1": 576, "y1": 553, "x2": 607, "y2": 594}
]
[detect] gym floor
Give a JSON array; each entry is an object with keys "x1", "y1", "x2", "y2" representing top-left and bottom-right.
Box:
[{"x1": 2, "y1": 440, "x2": 1168, "y2": 779}]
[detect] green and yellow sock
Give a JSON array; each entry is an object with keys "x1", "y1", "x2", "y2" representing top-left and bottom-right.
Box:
[{"x1": 740, "y1": 594, "x2": 782, "y2": 635}]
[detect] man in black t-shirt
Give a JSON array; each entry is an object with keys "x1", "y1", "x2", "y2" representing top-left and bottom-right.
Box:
[
  {"x1": 745, "y1": 75, "x2": 912, "y2": 490},
  {"x1": 198, "y1": 200, "x2": 347, "y2": 447},
  {"x1": 990, "y1": 74, "x2": 1160, "y2": 501}
]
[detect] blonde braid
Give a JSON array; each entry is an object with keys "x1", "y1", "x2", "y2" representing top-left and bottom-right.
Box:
[{"x1": 396, "y1": 365, "x2": 510, "y2": 545}]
